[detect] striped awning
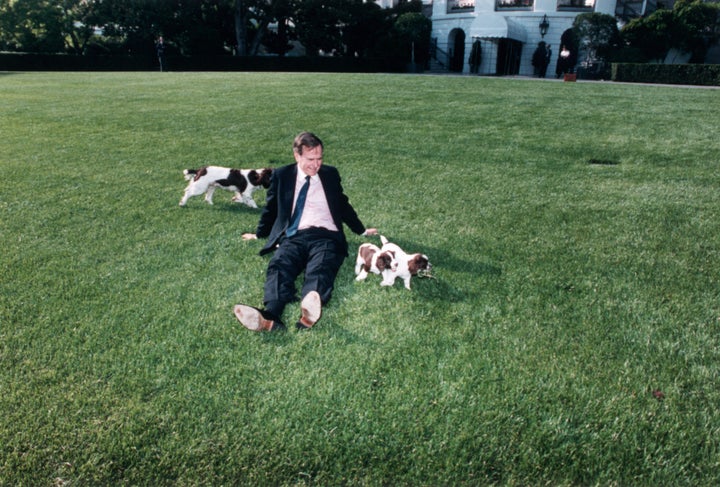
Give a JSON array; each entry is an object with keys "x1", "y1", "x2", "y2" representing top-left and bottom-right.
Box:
[{"x1": 470, "y1": 15, "x2": 527, "y2": 43}]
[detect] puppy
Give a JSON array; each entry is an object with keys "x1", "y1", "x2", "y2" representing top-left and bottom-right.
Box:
[
  {"x1": 379, "y1": 235, "x2": 432, "y2": 290},
  {"x1": 179, "y1": 166, "x2": 272, "y2": 208},
  {"x1": 355, "y1": 243, "x2": 398, "y2": 282}
]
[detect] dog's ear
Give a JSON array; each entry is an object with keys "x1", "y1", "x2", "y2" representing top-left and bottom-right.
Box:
[
  {"x1": 194, "y1": 166, "x2": 208, "y2": 181},
  {"x1": 247, "y1": 170, "x2": 260, "y2": 185},
  {"x1": 408, "y1": 255, "x2": 429, "y2": 275},
  {"x1": 261, "y1": 168, "x2": 273, "y2": 187},
  {"x1": 376, "y1": 254, "x2": 390, "y2": 271},
  {"x1": 359, "y1": 245, "x2": 373, "y2": 263}
]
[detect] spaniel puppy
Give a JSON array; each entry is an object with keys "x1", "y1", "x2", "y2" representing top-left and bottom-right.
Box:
[
  {"x1": 355, "y1": 243, "x2": 398, "y2": 282},
  {"x1": 179, "y1": 166, "x2": 272, "y2": 208},
  {"x1": 379, "y1": 235, "x2": 432, "y2": 290}
]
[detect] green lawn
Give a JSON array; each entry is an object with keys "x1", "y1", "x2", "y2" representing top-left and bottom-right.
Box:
[{"x1": 1, "y1": 71, "x2": 719, "y2": 485}]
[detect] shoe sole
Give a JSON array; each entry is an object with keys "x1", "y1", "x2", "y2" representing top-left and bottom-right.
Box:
[
  {"x1": 233, "y1": 304, "x2": 274, "y2": 332},
  {"x1": 299, "y1": 291, "x2": 322, "y2": 328}
]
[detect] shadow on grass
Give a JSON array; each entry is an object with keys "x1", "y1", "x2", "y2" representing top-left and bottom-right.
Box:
[
  {"x1": 258, "y1": 330, "x2": 295, "y2": 345},
  {"x1": 360, "y1": 236, "x2": 502, "y2": 304},
  {"x1": 251, "y1": 318, "x2": 377, "y2": 347},
  {"x1": 376, "y1": 236, "x2": 501, "y2": 276},
  {"x1": 178, "y1": 201, "x2": 266, "y2": 214},
  {"x1": 317, "y1": 323, "x2": 377, "y2": 347}
]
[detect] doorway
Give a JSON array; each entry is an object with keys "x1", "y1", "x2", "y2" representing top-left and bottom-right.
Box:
[
  {"x1": 496, "y1": 38, "x2": 522, "y2": 75},
  {"x1": 449, "y1": 29, "x2": 466, "y2": 73}
]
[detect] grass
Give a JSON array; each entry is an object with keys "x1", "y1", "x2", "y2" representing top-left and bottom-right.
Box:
[{"x1": 1, "y1": 71, "x2": 719, "y2": 485}]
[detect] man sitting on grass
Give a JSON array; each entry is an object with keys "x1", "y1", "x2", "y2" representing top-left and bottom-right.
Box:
[{"x1": 234, "y1": 132, "x2": 378, "y2": 332}]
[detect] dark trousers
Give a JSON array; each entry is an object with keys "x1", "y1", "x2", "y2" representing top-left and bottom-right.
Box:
[{"x1": 263, "y1": 228, "x2": 345, "y2": 319}]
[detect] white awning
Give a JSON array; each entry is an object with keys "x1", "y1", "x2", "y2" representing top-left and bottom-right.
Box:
[{"x1": 469, "y1": 16, "x2": 527, "y2": 43}]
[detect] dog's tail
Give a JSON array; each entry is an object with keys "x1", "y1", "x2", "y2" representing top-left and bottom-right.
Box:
[
  {"x1": 183, "y1": 169, "x2": 198, "y2": 181},
  {"x1": 380, "y1": 235, "x2": 389, "y2": 246}
]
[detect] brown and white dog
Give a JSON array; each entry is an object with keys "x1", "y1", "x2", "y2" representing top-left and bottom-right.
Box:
[
  {"x1": 379, "y1": 235, "x2": 432, "y2": 290},
  {"x1": 179, "y1": 166, "x2": 272, "y2": 208},
  {"x1": 355, "y1": 243, "x2": 398, "y2": 282}
]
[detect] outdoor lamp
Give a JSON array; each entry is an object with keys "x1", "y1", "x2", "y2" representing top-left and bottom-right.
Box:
[{"x1": 539, "y1": 14, "x2": 549, "y2": 38}]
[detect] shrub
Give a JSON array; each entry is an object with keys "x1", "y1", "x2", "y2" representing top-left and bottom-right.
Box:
[
  {"x1": 611, "y1": 62, "x2": 720, "y2": 86},
  {"x1": 0, "y1": 52, "x2": 403, "y2": 73}
]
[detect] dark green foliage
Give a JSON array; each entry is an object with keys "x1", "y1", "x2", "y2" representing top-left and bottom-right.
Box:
[
  {"x1": 621, "y1": 0, "x2": 720, "y2": 63},
  {"x1": 612, "y1": 62, "x2": 720, "y2": 85}
]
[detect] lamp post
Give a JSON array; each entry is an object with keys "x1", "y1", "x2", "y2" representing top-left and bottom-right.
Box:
[{"x1": 539, "y1": 14, "x2": 549, "y2": 39}]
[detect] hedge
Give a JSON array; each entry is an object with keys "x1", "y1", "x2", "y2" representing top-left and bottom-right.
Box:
[
  {"x1": 0, "y1": 52, "x2": 405, "y2": 73},
  {"x1": 611, "y1": 63, "x2": 720, "y2": 86}
]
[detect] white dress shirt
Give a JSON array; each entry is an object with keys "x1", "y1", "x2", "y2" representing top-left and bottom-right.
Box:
[{"x1": 293, "y1": 169, "x2": 338, "y2": 233}]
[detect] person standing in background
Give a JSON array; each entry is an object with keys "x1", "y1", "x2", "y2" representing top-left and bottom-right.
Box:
[{"x1": 155, "y1": 36, "x2": 166, "y2": 72}]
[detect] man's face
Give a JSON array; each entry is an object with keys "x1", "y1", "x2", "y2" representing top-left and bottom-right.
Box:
[{"x1": 294, "y1": 145, "x2": 323, "y2": 177}]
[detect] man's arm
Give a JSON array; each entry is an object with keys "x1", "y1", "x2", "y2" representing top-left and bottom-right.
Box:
[{"x1": 243, "y1": 166, "x2": 283, "y2": 240}]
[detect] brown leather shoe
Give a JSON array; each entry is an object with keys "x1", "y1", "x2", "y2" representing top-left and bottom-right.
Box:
[
  {"x1": 233, "y1": 305, "x2": 285, "y2": 332},
  {"x1": 297, "y1": 291, "x2": 322, "y2": 329}
]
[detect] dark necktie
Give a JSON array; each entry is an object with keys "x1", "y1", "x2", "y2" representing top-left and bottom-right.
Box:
[{"x1": 286, "y1": 175, "x2": 311, "y2": 237}]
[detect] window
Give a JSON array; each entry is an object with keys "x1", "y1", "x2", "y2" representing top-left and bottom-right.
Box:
[
  {"x1": 557, "y1": 0, "x2": 595, "y2": 11},
  {"x1": 495, "y1": 0, "x2": 534, "y2": 11},
  {"x1": 447, "y1": 0, "x2": 475, "y2": 13}
]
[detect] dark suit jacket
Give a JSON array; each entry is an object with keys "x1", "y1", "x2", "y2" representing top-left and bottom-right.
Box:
[{"x1": 256, "y1": 163, "x2": 366, "y2": 256}]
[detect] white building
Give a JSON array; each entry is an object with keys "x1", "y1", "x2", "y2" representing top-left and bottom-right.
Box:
[{"x1": 429, "y1": 0, "x2": 624, "y2": 76}]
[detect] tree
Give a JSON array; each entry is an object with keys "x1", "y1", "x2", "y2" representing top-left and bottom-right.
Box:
[
  {"x1": 56, "y1": 0, "x2": 100, "y2": 54},
  {"x1": 341, "y1": 0, "x2": 388, "y2": 58},
  {"x1": 0, "y1": 0, "x2": 437, "y2": 65},
  {"x1": 393, "y1": 11, "x2": 432, "y2": 65},
  {"x1": 621, "y1": 9, "x2": 675, "y2": 62},
  {"x1": 91, "y1": 0, "x2": 177, "y2": 55},
  {"x1": 673, "y1": 0, "x2": 720, "y2": 62},
  {"x1": 621, "y1": 0, "x2": 719, "y2": 63},
  {"x1": 171, "y1": 1, "x2": 235, "y2": 56},
  {"x1": 233, "y1": 0, "x2": 252, "y2": 55},
  {"x1": 572, "y1": 12, "x2": 621, "y2": 64},
  {"x1": 293, "y1": 0, "x2": 345, "y2": 56},
  {"x1": 88, "y1": 0, "x2": 235, "y2": 56},
  {"x1": 0, "y1": 0, "x2": 65, "y2": 52},
  {"x1": 261, "y1": 0, "x2": 296, "y2": 56}
]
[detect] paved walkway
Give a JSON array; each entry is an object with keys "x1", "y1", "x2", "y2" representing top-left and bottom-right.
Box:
[{"x1": 492, "y1": 74, "x2": 720, "y2": 89}]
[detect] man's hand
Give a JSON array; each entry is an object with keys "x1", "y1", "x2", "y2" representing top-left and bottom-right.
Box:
[
  {"x1": 364, "y1": 228, "x2": 378, "y2": 236},
  {"x1": 242, "y1": 233, "x2": 258, "y2": 240}
]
